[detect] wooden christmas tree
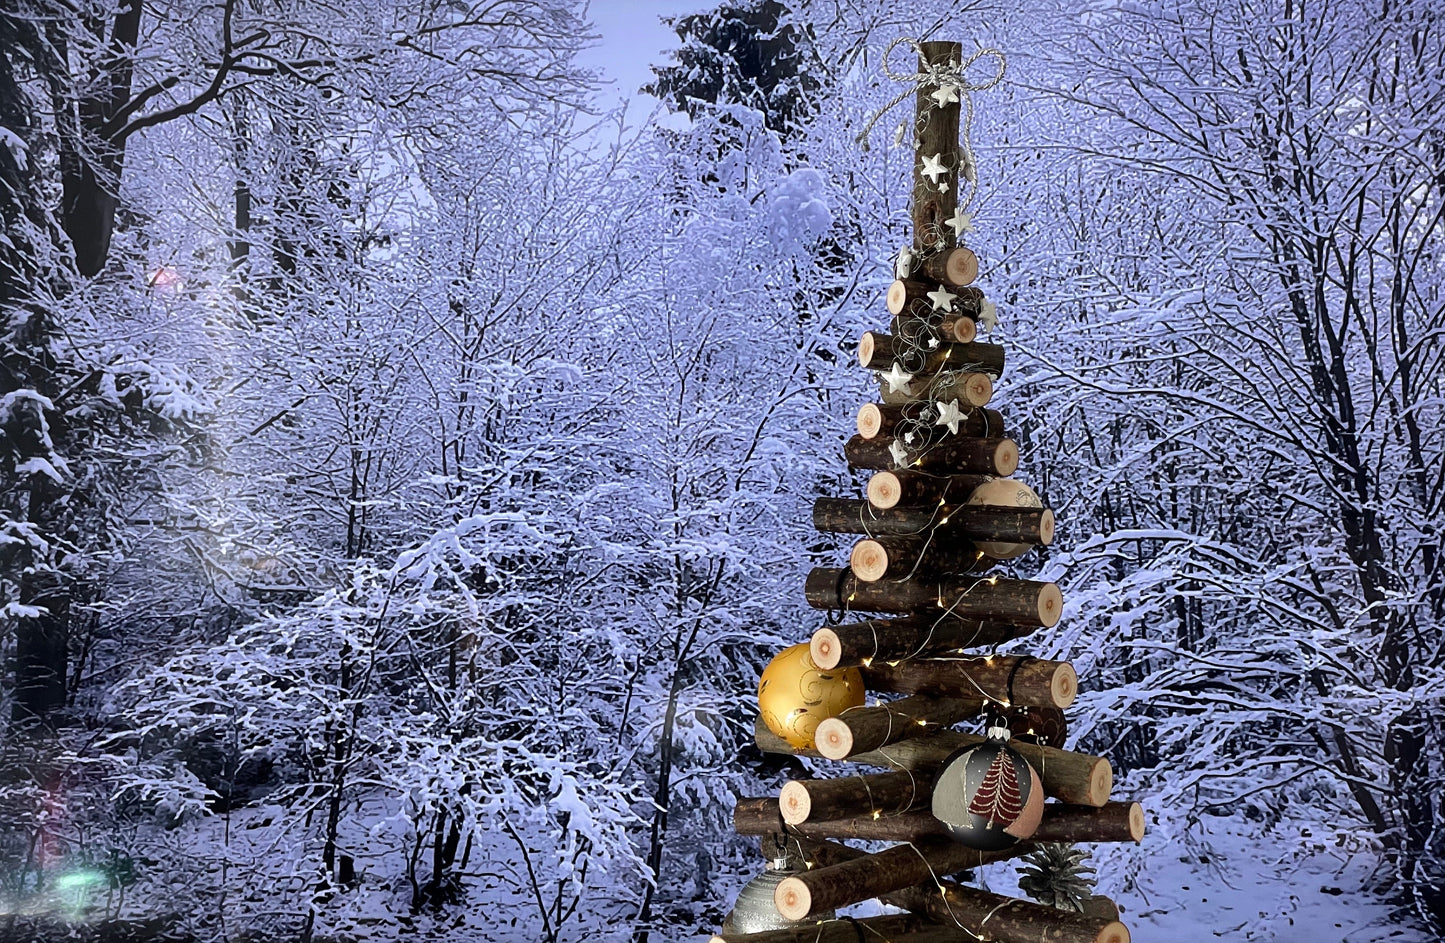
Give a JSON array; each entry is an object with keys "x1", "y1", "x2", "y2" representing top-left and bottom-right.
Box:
[{"x1": 713, "y1": 41, "x2": 1142, "y2": 943}]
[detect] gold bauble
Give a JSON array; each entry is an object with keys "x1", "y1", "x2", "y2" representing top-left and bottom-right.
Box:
[
  {"x1": 965, "y1": 478, "x2": 1043, "y2": 559},
  {"x1": 758, "y1": 643, "x2": 865, "y2": 750}
]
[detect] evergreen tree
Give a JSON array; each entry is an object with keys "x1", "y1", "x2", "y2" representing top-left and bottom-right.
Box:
[{"x1": 646, "y1": 0, "x2": 818, "y2": 133}]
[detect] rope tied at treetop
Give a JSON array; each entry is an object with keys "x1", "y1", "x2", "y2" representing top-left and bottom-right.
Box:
[{"x1": 856, "y1": 38, "x2": 1007, "y2": 217}]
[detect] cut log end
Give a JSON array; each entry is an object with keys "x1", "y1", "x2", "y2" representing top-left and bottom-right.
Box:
[
  {"x1": 1128, "y1": 802, "x2": 1146, "y2": 842},
  {"x1": 1052, "y1": 663, "x2": 1079, "y2": 709},
  {"x1": 810, "y1": 628, "x2": 843, "y2": 671},
  {"x1": 773, "y1": 876, "x2": 812, "y2": 922},
  {"x1": 946, "y1": 316, "x2": 977, "y2": 344},
  {"x1": 849, "y1": 539, "x2": 890, "y2": 583},
  {"x1": 858, "y1": 332, "x2": 879, "y2": 369},
  {"x1": 857, "y1": 403, "x2": 884, "y2": 439},
  {"x1": 1089, "y1": 758, "x2": 1115, "y2": 807},
  {"x1": 1040, "y1": 508, "x2": 1057, "y2": 545},
  {"x1": 994, "y1": 439, "x2": 1020, "y2": 476},
  {"x1": 780, "y1": 780, "x2": 813, "y2": 825},
  {"x1": 1038, "y1": 582, "x2": 1063, "y2": 628},
  {"x1": 961, "y1": 372, "x2": 993, "y2": 407},
  {"x1": 814, "y1": 717, "x2": 856, "y2": 760},
  {"x1": 1098, "y1": 920, "x2": 1131, "y2": 943},
  {"x1": 946, "y1": 247, "x2": 979, "y2": 286},
  {"x1": 867, "y1": 472, "x2": 902, "y2": 509},
  {"x1": 886, "y1": 279, "x2": 908, "y2": 315}
]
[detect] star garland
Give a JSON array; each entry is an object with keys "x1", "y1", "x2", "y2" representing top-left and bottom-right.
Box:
[
  {"x1": 856, "y1": 39, "x2": 1008, "y2": 473},
  {"x1": 855, "y1": 39, "x2": 1006, "y2": 225}
]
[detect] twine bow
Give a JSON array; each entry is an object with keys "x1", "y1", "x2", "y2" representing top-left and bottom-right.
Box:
[
  {"x1": 857, "y1": 38, "x2": 1007, "y2": 222},
  {"x1": 856, "y1": 38, "x2": 1008, "y2": 152}
]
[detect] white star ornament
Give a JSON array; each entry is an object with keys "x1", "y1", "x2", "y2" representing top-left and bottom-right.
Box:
[
  {"x1": 921, "y1": 153, "x2": 948, "y2": 184},
  {"x1": 881, "y1": 363, "x2": 914, "y2": 395},
  {"x1": 934, "y1": 399, "x2": 965, "y2": 435},
  {"x1": 927, "y1": 287, "x2": 957, "y2": 312}
]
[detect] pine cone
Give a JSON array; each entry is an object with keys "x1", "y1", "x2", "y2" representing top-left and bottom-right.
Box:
[{"x1": 1017, "y1": 842, "x2": 1098, "y2": 913}]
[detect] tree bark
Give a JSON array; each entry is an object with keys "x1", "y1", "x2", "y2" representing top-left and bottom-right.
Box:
[
  {"x1": 939, "y1": 313, "x2": 977, "y2": 343},
  {"x1": 920, "y1": 248, "x2": 982, "y2": 287},
  {"x1": 862, "y1": 656, "x2": 1078, "y2": 709},
  {"x1": 856, "y1": 403, "x2": 1003, "y2": 440},
  {"x1": 878, "y1": 370, "x2": 994, "y2": 408},
  {"x1": 814, "y1": 694, "x2": 985, "y2": 759},
  {"x1": 810, "y1": 616, "x2": 1036, "y2": 670},
  {"x1": 859, "y1": 331, "x2": 1005, "y2": 379},
  {"x1": 773, "y1": 834, "x2": 1032, "y2": 921},
  {"x1": 59, "y1": 0, "x2": 144, "y2": 276},
  {"x1": 849, "y1": 535, "x2": 993, "y2": 583},
  {"x1": 754, "y1": 719, "x2": 1113, "y2": 807},
  {"x1": 892, "y1": 881, "x2": 1129, "y2": 943},
  {"x1": 12, "y1": 569, "x2": 71, "y2": 727},
  {"x1": 911, "y1": 41, "x2": 961, "y2": 251},
  {"x1": 778, "y1": 769, "x2": 931, "y2": 824},
  {"x1": 888, "y1": 278, "x2": 984, "y2": 315},
  {"x1": 737, "y1": 797, "x2": 1145, "y2": 846},
  {"x1": 805, "y1": 567, "x2": 1062, "y2": 628},
  {"x1": 815, "y1": 497, "x2": 1052, "y2": 546},
  {"x1": 711, "y1": 913, "x2": 974, "y2": 943},
  {"x1": 771, "y1": 838, "x2": 1129, "y2": 943},
  {"x1": 866, "y1": 471, "x2": 996, "y2": 509},
  {"x1": 845, "y1": 435, "x2": 1018, "y2": 476}
]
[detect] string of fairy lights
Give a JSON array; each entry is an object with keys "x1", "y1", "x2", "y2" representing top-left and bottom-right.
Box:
[
  {"x1": 728, "y1": 38, "x2": 1105, "y2": 943},
  {"x1": 840, "y1": 37, "x2": 1056, "y2": 935}
]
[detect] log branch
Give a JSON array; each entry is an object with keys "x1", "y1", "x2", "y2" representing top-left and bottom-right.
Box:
[
  {"x1": 810, "y1": 616, "x2": 1037, "y2": 669},
  {"x1": 805, "y1": 568, "x2": 1063, "y2": 628}
]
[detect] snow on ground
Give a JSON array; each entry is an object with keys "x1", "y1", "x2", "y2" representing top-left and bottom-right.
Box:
[
  {"x1": 695, "y1": 809, "x2": 1433, "y2": 943},
  {"x1": 994, "y1": 808, "x2": 1430, "y2": 943}
]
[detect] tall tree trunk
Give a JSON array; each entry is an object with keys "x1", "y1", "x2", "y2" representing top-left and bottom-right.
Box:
[{"x1": 57, "y1": 0, "x2": 143, "y2": 276}]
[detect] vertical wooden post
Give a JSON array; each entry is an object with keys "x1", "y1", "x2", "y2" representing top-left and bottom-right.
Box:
[{"x1": 912, "y1": 41, "x2": 962, "y2": 252}]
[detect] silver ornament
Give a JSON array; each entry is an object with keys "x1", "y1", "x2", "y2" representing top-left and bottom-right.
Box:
[{"x1": 721, "y1": 857, "x2": 835, "y2": 935}]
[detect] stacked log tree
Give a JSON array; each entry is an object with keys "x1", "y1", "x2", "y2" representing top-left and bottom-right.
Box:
[{"x1": 712, "y1": 41, "x2": 1141, "y2": 943}]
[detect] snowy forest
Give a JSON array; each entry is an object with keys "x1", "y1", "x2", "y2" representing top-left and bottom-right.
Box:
[{"x1": 0, "y1": 0, "x2": 1441, "y2": 940}]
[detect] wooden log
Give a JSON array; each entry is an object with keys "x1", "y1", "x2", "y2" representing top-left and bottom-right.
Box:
[
  {"x1": 709, "y1": 913, "x2": 973, "y2": 943},
  {"x1": 810, "y1": 616, "x2": 1037, "y2": 670},
  {"x1": 855, "y1": 403, "x2": 1004, "y2": 440},
  {"x1": 887, "y1": 277, "x2": 928, "y2": 315},
  {"x1": 738, "y1": 798, "x2": 1145, "y2": 846},
  {"x1": 845, "y1": 435, "x2": 1018, "y2": 476},
  {"x1": 1034, "y1": 801, "x2": 1146, "y2": 844},
  {"x1": 939, "y1": 312, "x2": 977, "y2": 343},
  {"x1": 1083, "y1": 896, "x2": 1123, "y2": 923},
  {"x1": 920, "y1": 248, "x2": 982, "y2": 287},
  {"x1": 814, "y1": 694, "x2": 984, "y2": 759},
  {"x1": 884, "y1": 281, "x2": 988, "y2": 322},
  {"x1": 912, "y1": 41, "x2": 961, "y2": 251},
  {"x1": 866, "y1": 471, "x2": 996, "y2": 509},
  {"x1": 862, "y1": 655, "x2": 1079, "y2": 709},
  {"x1": 859, "y1": 331, "x2": 1006, "y2": 378},
  {"x1": 849, "y1": 535, "x2": 991, "y2": 582},
  {"x1": 892, "y1": 883, "x2": 1129, "y2": 943},
  {"x1": 754, "y1": 719, "x2": 1113, "y2": 807},
  {"x1": 805, "y1": 567, "x2": 1063, "y2": 629},
  {"x1": 887, "y1": 278, "x2": 984, "y2": 316},
  {"x1": 767, "y1": 837, "x2": 1129, "y2": 943},
  {"x1": 778, "y1": 769, "x2": 930, "y2": 824},
  {"x1": 815, "y1": 498, "x2": 1053, "y2": 547},
  {"x1": 878, "y1": 369, "x2": 994, "y2": 407},
  {"x1": 773, "y1": 834, "x2": 1030, "y2": 921}
]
